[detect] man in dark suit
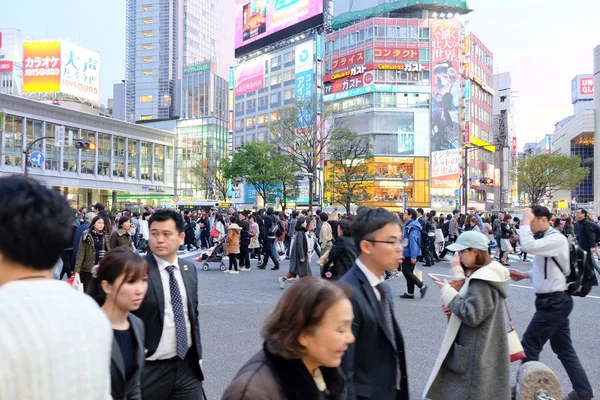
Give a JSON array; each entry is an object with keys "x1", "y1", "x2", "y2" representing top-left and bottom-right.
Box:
[
  {"x1": 133, "y1": 210, "x2": 204, "y2": 400},
  {"x1": 341, "y1": 207, "x2": 409, "y2": 400}
]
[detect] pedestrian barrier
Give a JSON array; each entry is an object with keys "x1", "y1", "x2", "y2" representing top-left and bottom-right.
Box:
[{"x1": 515, "y1": 361, "x2": 561, "y2": 400}]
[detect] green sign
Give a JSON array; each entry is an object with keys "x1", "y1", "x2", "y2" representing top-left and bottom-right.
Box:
[{"x1": 184, "y1": 64, "x2": 210, "y2": 74}]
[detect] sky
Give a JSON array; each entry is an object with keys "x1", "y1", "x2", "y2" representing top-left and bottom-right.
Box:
[{"x1": 1, "y1": 0, "x2": 599, "y2": 149}]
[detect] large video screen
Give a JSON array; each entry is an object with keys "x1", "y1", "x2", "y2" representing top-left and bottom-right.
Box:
[{"x1": 235, "y1": 0, "x2": 323, "y2": 57}]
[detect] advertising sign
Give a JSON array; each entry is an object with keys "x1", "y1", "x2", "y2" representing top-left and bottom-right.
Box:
[
  {"x1": 398, "y1": 133, "x2": 415, "y2": 155},
  {"x1": 464, "y1": 79, "x2": 471, "y2": 99},
  {"x1": 431, "y1": 149, "x2": 460, "y2": 189},
  {"x1": 331, "y1": 51, "x2": 364, "y2": 71},
  {"x1": 60, "y1": 41, "x2": 100, "y2": 103},
  {"x1": 0, "y1": 29, "x2": 23, "y2": 62},
  {"x1": 430, "y1": 20, "x2": 461, "y2": 189},
  {"x1": 580, "y1": 77, "x2": 594, "y2": 95},
  {"x1": 545, "y1": 134, "x2": 552, "y2": 154},
  {"x1": 234, "y1": 56, "x2": 265, "y2": 96},
  {"x1": 571, "y1": 74, "x2": 594, "y2": 103},
  {"x1": 295, "y1": 40, "x2": 314, "y2": 124},
  {"x1": 374, "y1": 47, "x2": 419, "y2": 61},
  {"x1": 323, "y1": 83, "x2": 430, "y2": 102},
  {"x1": 23, "y1": 41, "x2": 62, "y2": 92},
  {"x1": 235, "y1": 0, "x2": 323, "y2": 50},
  {"x1": 0, "y1": 61, "x2": 13, "y2": 72},
  {"x1": 184, "y1": 63, "x2": 210, "y2": 74}
]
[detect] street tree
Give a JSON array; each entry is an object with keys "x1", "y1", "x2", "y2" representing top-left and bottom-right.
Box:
[
  {"x1": 513, "y1": 153, "x2": 589, "y2": 206},
  {"x1": 326, "y1": 127, "x2": 373, "y2": 213},
  {"x1": 270, "y1": 151, "x2": 299, "y2": 209},
  {"x1": 270, "y1": 97, "x2": 336, "y2": 211},
  {"x1": 190, "y1": 158, "x2": 230, "y2": 200},
  {"x1": 226, "y1": 141, "x2": 282, "y2": 205}
]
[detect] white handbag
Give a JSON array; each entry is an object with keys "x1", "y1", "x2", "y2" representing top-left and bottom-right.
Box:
[{"x1": 506, "y1": 302, "x2": 526, "y2": 362}]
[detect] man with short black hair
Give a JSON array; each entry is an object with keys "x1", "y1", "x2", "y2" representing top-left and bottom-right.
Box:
[
  {"x1": 135, "y1": 209, "x2": 205, "y2": 400},
  {"x1": 257, "y1": 207, "x2": 281, "y2": 270},
  {"x1": 400, "y1": 208, "x2": 426, "y2": 299},
  {"x1": 341, "y1": 208, "x2": 409, "y2": 400},
  {"x1": 0, "y1": 176, "x2": 112, "y2": 399},
  {"x1": 510, "y1": 206, "x2": 593, "y2": 400},
  {"x1": 93, "y1": 202, "x2": 105, "y2": 212},
  {"x1": 238, "y1": 211, "x2": 251, "y2": 271}
]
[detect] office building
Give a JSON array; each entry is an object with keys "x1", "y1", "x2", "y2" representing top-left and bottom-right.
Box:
[{"x1": 0, "y1": 29, "x2": 23, "y2": 96}]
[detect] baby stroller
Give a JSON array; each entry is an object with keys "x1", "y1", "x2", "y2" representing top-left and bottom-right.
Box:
[{"x1": 195, "y1": 241, "x2": 226, "y2": 271}]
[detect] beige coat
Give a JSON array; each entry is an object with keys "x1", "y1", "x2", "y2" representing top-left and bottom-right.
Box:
[{"x1": 224, "y1": 223, "x2": 241, "y2": 255}]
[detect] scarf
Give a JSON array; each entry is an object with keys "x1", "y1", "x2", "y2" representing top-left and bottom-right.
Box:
[{"x1": 91, "y1": 230, "x2": 106, "y2": 264}]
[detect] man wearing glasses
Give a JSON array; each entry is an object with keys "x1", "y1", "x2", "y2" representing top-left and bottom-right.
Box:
[
  {"x1": 340, "y1": 207, "x2": 409, "y2": 400},
  {"x1": 400, "y1": 208, "x2": 428, "y2": 299}
]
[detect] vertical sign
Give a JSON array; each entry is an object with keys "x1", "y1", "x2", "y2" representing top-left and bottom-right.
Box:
[
  {"x1": 295, "y1": 40, "x2": 314, "y2": 125},
  {"x1": 430, "y1": 20, "x2": 461, "y2": 189},
  {"x1": 545, "y1": 134, "x2": 552, "y2": 154},
  {"x1": 316, "y1": 34, "x2": 322, "y2": 61},
  {"x1": 55, "y1": 125, "x2": 65, "y2": 147}
]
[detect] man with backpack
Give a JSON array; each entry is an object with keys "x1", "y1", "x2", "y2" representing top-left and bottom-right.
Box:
[
  {"x1": 257, "y1": 207, "x2": 281, "y2": 271},
  {"x1": 575, "y1": 208, "x2": 600, "y2": 276},
  {"x1": 510, "y1": 206, "x2": 593, "y2": 400}
]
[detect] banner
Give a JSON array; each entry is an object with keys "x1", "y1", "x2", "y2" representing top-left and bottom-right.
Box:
[
  {"x1": 23, "y1": 40, "x2": 62, "y2": 92},
  {"x1": 430, "y1": 20, "x2": 461, "y2": 189},
  {"x1": 234, "y1": 56, "x2": 265, "y2": 96}
]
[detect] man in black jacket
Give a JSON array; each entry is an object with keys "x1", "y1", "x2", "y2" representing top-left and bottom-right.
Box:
[
  {"x1": 341, "y1": 208, "x2": 409, "y2": 400},
  {"x1": 575, "y1": 208, "x2": 600, "y2": 275},
  {"x1": 258, "y1": 207, "x2": 281, "y2": 270},
  {"x1": 238, "y1": 211, "x2": 252, "y2": 271},
  {"x1": 133, "y1": 210, "x2": 204, "y2": 400}
]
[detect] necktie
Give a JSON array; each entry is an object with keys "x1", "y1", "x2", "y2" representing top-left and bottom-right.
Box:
[
  {"x1": 166, "y1": 265, "x2": 188, "y2": 359},
  {"x1": 375, "y1": 282, "x2": 401, "y2": 391}
]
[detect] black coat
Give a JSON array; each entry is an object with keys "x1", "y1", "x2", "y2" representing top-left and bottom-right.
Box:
[
  {"x1": 340, "y1": 264, "x2": 409, "y2": 400},
  {"x1": 133, "y1": 254, "x2": 204, "y2": 381},
  {"x1": 577, "y1": 218, "x2": 597, "y2": 251},
  {"x1": 110, "y1": 314, "x2": 145, "y2": 400},
  {"x1": 327, "y1": 236, "x2": 357, "y2": 279},
  {"x1": 222, "y1": 345, "x2": 347, "y2": 400}
]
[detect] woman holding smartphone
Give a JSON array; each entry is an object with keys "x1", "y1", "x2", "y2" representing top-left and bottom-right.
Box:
[{"x1": 423, "y1": 231, "x2": 511, "y2": 400}]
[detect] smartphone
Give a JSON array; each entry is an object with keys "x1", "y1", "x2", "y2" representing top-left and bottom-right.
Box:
[{"x1": 428, "y1": 273, "x2": 440, "y2": 281}]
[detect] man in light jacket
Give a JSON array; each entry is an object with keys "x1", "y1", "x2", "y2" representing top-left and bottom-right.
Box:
[{"x1": 399, "y1": 208, "x2": 427, "y2": 299}]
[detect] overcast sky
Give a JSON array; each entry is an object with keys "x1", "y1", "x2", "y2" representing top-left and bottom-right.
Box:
[{"x1": 1, "y1": 0, "x2": 598, "y2": 148}]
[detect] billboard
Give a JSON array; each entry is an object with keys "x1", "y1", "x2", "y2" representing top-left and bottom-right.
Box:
[
  {"x1": 571, "y1": 74, "x2": 594, "y2": 103},
  {"x1": 23, "y1": 40, "x2": 100, "y2": 103},
  {"x1": 235, "y1": 0, "x2": 324, "y2": 57},
  {"x1": 0, "y1": 29, "x2": 23, "y2": 62},
  {"x1": 234, "y1": 56, "x2": 265, "y2": 96},
  {"x1": 295, "y1": 40, "x2": 314, "y2": 124},
  {"x1": 0, "y1": 61, "x2": 13, "y2": 72},
  {"x1": 374, "y1": 47, "x2": 419, "y2": 61},
  {"x1": 430, "y1": 20, "x2": 461, "y2": 189}
]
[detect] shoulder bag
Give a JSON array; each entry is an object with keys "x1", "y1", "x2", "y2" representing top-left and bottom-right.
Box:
[{"x1": 506, "y1": 302, "x2": 526, "y2": 362}]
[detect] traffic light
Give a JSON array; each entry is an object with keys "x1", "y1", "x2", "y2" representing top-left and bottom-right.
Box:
[
  {"x1": 479, "y1": 178, "x2": 494, "y2": 185},
  {"x1": 75, "y1": 141, "x2": 96, "y2": 151}
]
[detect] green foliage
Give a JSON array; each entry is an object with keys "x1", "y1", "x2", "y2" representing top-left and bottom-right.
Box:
[
  {"x1": 327, "y1": 128, "x2": 373, "y2": 213},
  {"x1": 513, "y1": 153, "x2": 589, "y2": 205}
]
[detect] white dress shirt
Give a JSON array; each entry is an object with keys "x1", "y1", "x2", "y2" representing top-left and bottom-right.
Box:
[
  {"x1": 147, "y1": 255, "x2": 193, "y2": 360},
  {"x1": 356, "y1": 258, "x2": 384, "y2": 301},
  {"x1": 519, "y1": 225, "x2": 570, "y2": 293}
]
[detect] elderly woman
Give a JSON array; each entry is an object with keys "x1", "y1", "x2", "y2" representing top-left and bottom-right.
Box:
[
  {"x1": 222, "y1": 277, "x2": 355, "y2": 400},
  {"x1": 423, "y1": 231, "x2": 511, "y2": 400}
]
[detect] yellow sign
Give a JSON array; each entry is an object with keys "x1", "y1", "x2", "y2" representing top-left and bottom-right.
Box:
[
  {"x1": 216, "y1": 202, "x2": 233, "y2": 207},
  {"x1": 468, "y1": 136, "x2": 496, "y2": 152}
]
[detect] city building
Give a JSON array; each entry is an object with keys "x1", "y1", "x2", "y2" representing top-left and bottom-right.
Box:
[
  {"x1": 322, "y1": 2, "x2": 475, "y2": 212},
  {"x1": 0, "y1": 29, "x2": 23, "y2": 96},
  {"x1": 124, "y1": 0, "x2": 234, "y2": 123},
  {"x1": 492, "y1": 71, "x2": 516, "y2": 209},
  {"x1": 230, "y1": 0, "x2": 326, "y2": 207},
  {"x1": 0, "y1": 93, "x2": 175, "y2": 209},
  {"x1": 595, "y1": 45, "x2": 600, "y2": 217}
]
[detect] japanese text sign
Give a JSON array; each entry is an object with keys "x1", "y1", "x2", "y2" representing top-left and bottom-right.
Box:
[
  {"x1": 331, "y1": 51, "x2": 364, "y2": 71},
  {"x1": 373, "y1": 47, "x2": 419, "y2": 61},
  {"x1": 23, "y1": 41, "x2": 61, "y2": 92}
]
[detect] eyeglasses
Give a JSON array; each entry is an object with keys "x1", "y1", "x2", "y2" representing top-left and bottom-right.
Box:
[{"x1": 365, "y1": 239, "x2": 407, "y2": 249}]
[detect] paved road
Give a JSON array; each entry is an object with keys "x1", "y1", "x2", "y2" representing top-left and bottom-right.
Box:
[{"x1": 180, "y1": 250, "x2": 600, "y2": 399}]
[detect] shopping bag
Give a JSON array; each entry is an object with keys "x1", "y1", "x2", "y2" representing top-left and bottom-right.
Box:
[
  {"x1": 506, "y1": 302, "x2": 526, "y2": 362},
  {"x1": 67, "y1": 272, "x2": 84, "y2": 293}
]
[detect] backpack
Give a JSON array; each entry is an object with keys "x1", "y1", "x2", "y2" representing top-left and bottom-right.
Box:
[
  {"x1": 442, "y1": 220, "x2": 450, "y2": 237},
  {"x1": 545, "y1": 244, "x2": 599, "y2": 297},
  {"x1": 269, "y1": 217, "x2": 279, "y2": 236},
  {"x1": 275, "y1": 220, "x2": 285, "y2": 237}
]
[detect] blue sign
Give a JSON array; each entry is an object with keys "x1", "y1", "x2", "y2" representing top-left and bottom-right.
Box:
[
  {"x1": 295, "y1": 69, "x2": 314, "y2": 122},
  {"x1": 454, "y1": 189, "x2": 461, "y2": 197},
  {"x1": 316, "y1": 34, "x2": 322, "y2": 60},
  {"x1": 464, "y1": 80, "x2": 471, "y2": 99},
  {"x1": 323, "y1": 83, "x2": 430, "y2": 102},
  {"x1": 29, "y1": 151, "x2": 45, "y2": 166},
  {"x1": 229, "y1": 67, "x2": 235, "y2": 89}
]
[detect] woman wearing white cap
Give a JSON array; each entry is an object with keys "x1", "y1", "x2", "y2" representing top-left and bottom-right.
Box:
[{"x1": 423, "y1": 231, "x2": 511, "y2": 400}]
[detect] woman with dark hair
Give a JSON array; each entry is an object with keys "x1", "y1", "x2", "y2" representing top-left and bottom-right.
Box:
[
  {"x1": 323, "y1": 219, "x2": 357, "y2": 280},
  {"x1": 500, "y1": 214, "x2": 514, "y2": 266},
  {"x1": 184, "y1": 216, "x2": 200, "y2": 252},
  {"x1": 425, "y1": 231, "x2": 510, "y2": 399},
  {"x1": 110, "y1": 216, "x2": 133, "y2": 249},
  {"x1": 75, "y1": 216, "x2": 111, "y2": 288},
  {"x1": 222, "y1": 277, "x2": 354, "y2": 400},
  {"x1": 278, "y1": 217, "x2": 311, "y2": 289},
  {"x1": 86, "y1": 247, "x2": 148, "y2": 400},
  {"x1": 564, "y1": 216, "x2": 576, "y2": 243},
  {"x1": 98, "y1": 209, "x2": 115, "y2": 235},
  {"x1": 248, "y1": 214, "x2": 262, "y2": 263}
]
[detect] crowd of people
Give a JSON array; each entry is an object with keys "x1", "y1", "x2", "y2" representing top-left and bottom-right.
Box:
[{"x1": 0, "y1": 174, "x2": 596, "y2": 400}]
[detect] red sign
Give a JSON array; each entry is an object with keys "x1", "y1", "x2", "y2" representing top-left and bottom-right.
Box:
[
  {"x1": 331, "y1": 51, "x2": 364, "y2": 71},
  {"x1": 0, "y1": 61, "x2": 13, "y2": 72},
  {"x1": 331, "y1": 76, "x2": 365, "y2": 93},
  {"x1": 465, "y1": 123, "x2": 470, "y2": 143},
  {"x1": 324, "y1": 62, "x2": 429, "y2": 82},
  {"x1": 374, "y1": 47, "x2": 419, "y2": 61},
  {"x1": 580, "y1": 78, "x2": 594, "y2": 95},
  {"x1": 511, "y1": 137, "x2": 517, "y2": 151}
]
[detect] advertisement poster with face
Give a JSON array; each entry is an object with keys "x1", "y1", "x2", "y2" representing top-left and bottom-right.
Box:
[{"x1": 430, "y1": 20, "x2": 462, "y2": 189}]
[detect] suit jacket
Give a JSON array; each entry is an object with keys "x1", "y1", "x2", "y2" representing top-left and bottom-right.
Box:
[
  {"x1": 340, "y1": 264, "x2": 409, "y2": 400},
  {"x1": 133, "y1": 253, "x2": 204, "y2": 381},
  {"x1": 111, "y1": 313, "x2": 145, "y2": 400}
]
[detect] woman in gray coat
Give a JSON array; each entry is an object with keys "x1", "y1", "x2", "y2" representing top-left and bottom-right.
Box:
[
  {"x1": 424, "y1": 231, "x2": 511, "y2": 400},
  {"x1": 278, "y1": 217, "x2": 311, "y2": 289}
]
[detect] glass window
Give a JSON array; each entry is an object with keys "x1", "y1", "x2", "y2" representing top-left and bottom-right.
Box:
[
  {"x1": 142, "y1": 4, "x2": 153, "y2": 11},
  {"x1": 113, "y1": 136, "x2": 126, "y2": 178},
  {"x1": 246, "y1": 117, "x2": 255, "y2": 128},
  {"x1": 270, "y1": 112, "x2": 279, "y2": 122},
  {"x1": 128, "y1": 139, "x2": 138, "y2": 179},
  {"x1": 142, "y1": 70, "x2": 152, "y2": 76},
  {"x1": 44, "y1": 122, "x2": 60, "y2": 172},
  {"x1": 283, "y1": 70, "x2": 295, "y2": 81},
  {"x1": 3, "y1": 115, "x2": 24, "y2": 167},
  {"x1": 258, "y1": 114, "x2": 268, "y2": 125},
  {"x1": 154, "y1": 144, "x2": 164, "y2": 181},
  {"x1": 142, "y1": 31, "x2": 153, "y2": 37},
  {"x1": 97, "y1": 133, "x2": 111, "y2": 176},
  {"x1": 270, "y1": 92, "x2": 280, "y2": 105},
  {"x1": 24, "y1": 118, "x2": 43, "y2": 170},
  {"x1": 271, "y1": 56, "x2": 281, "y2": 68},
  {"x1": 142, "y1": 57, "x2": 153, "y2": 63},
  {"x1": 141, "y1": 142, "x2": 152, "y2": 180},
  {"x1": 258, "y1": 95, "x2": 267, "y2": 107},
  {"x1": 140, "y1": 95, "x2": 152, "y2": 102},
  {"x1": 235, "y1": 102, "x2": 244, "y2": 113},
  {"x1": 62, "y1": 127, "x2": 79, "y2": 173},
  {"x1": 283, "y1": 51, "x2": 293, "y2": 63},
  {"x1": 140, "y1": 115, "x2": 152, "y2": 120},
  {"x1": 284, "y1": 88, "x2": 293, "y2": 101},
  {"x1": 142, "y1": 44, "x2": 153, "y2": 50},
  {"x1": 246, "y1": 99, "x2": 255, "y2": 109},
  {"x1": 80, "y1": 130, "x2": 96, "y2": 174},
  {"x1": 419, "y1": 48, "x2": 429, "y2": 61},
  {"x1": 235, "y1": 119, "x2": 243, "y2": 130},
  {"x1": 270, "y1": 74, "x2": 282, "y2": 86},
  {"x1": 142, "y1": 18, "x2": 153, "y2": 24}
]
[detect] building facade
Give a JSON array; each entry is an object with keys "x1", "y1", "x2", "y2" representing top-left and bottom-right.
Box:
[
  {"x1": 0, "y1": 93, "x2": 175, "y2": 208},
  {"x1": 0, "y1": 29, "x2": 23, "y2": 96},
  {"x1": 125, "y1": 0, "x2": 234, "y2": 123},
  {"x1": 492, "y1": 71, "x2": 516, "y2": 208}
]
